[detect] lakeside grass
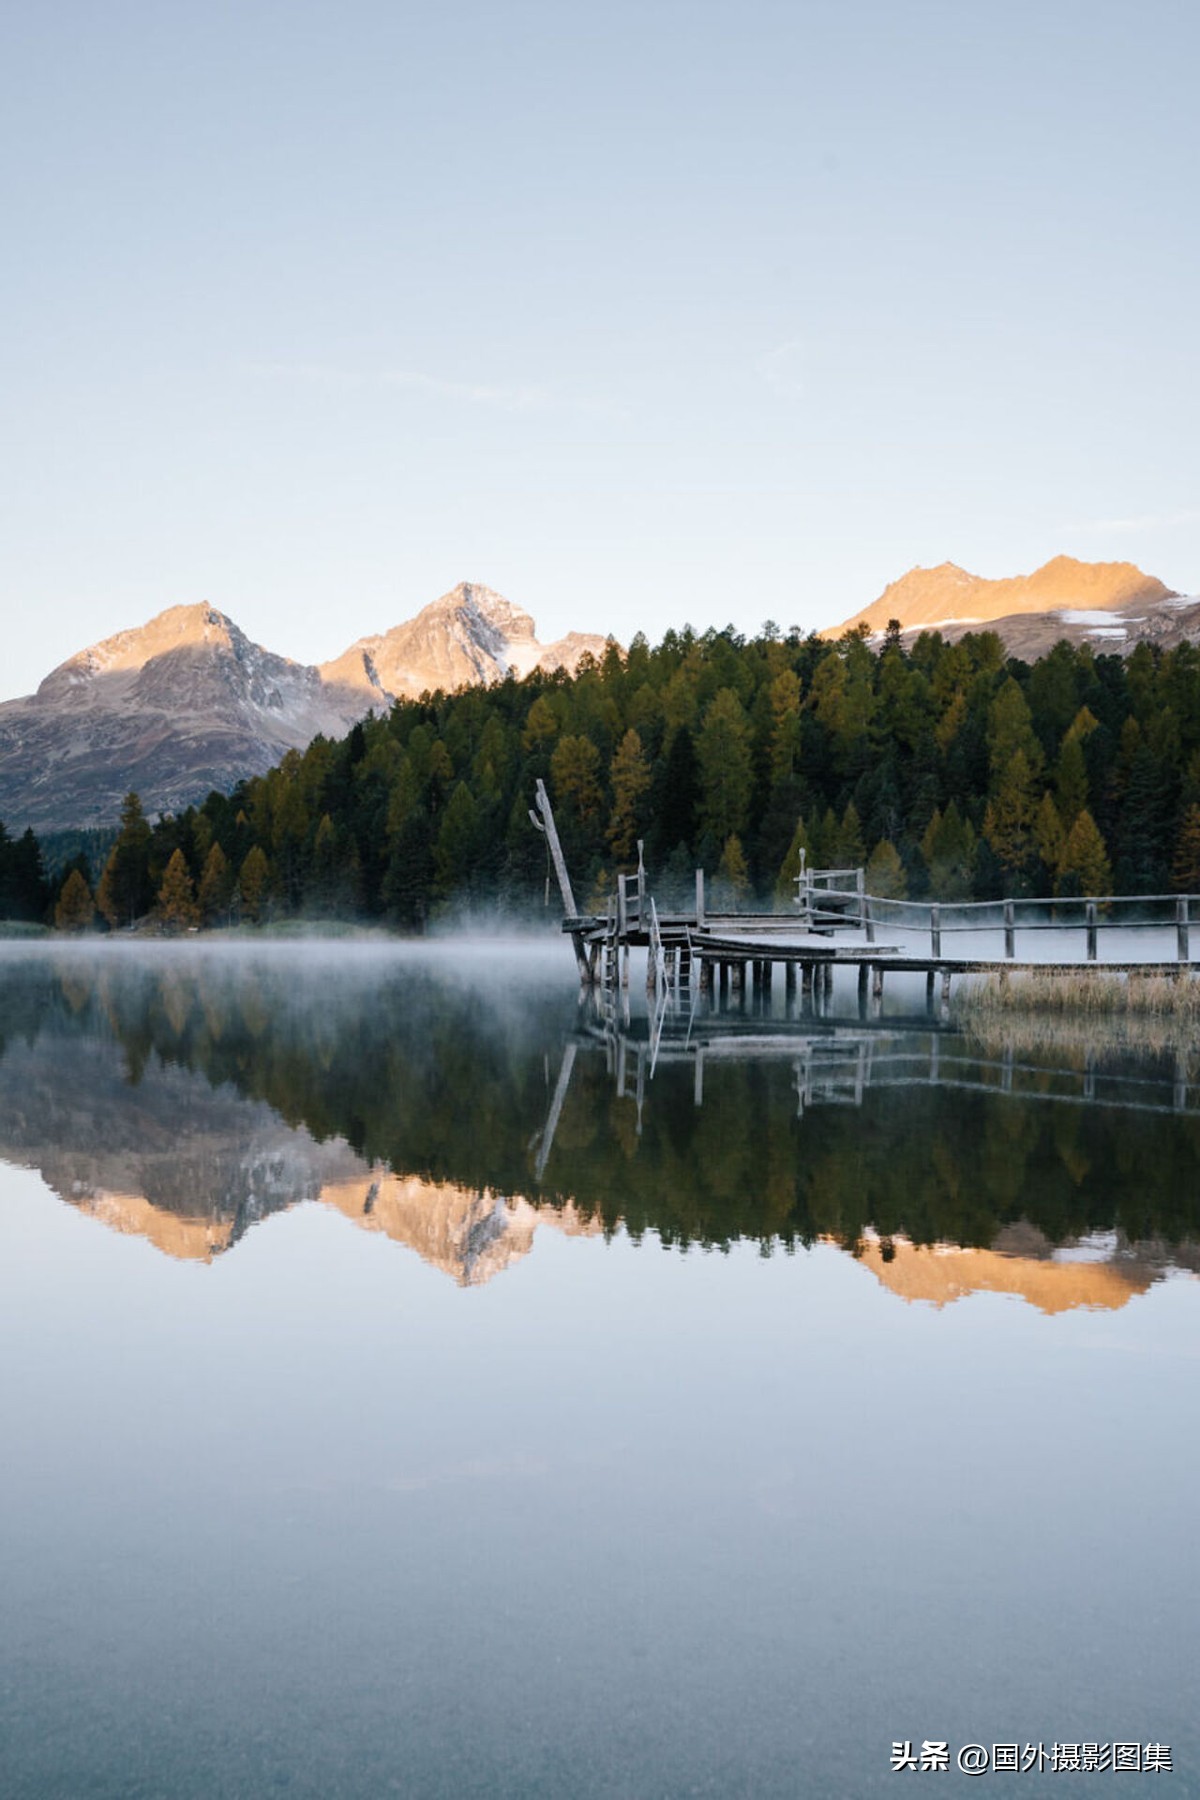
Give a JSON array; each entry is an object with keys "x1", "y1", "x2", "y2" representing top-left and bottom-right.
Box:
[{"x1": 956, "y1": 969, "x2": 1200, "y2": 1067}]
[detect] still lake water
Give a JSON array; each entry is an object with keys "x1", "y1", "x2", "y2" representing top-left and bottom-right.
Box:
[{"x1": 1, "y1": 941, "x2": 1198, "y2": 1798}]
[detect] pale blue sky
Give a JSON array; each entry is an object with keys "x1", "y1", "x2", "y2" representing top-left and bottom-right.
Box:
[{"x1": 2, "y1": 0, "x2": 1197, "y2": 699}]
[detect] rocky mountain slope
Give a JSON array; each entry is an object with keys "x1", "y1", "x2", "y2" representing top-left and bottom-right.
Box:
[
  {"x1": 320, "y1": 581, "x2": 606, "y2": 704},
  {"x1": 829, "y1": 555, "x2": 1200, "y2": 659},
  {"x1": 0, "y1": 584, "x2": 608, "y2": 834}
]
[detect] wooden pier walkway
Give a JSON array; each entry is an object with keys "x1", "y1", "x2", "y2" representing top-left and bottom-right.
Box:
[{"x1": 529, "y1": 779, "x2": 1200, "y2": 1013}]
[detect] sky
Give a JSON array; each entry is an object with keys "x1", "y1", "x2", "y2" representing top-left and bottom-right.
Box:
[{"x1": 1, "y1": 0, "x2": 1198, "y2": 701}]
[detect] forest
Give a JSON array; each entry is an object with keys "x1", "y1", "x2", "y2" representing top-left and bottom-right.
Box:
[{"x1": 7, "y1": 618, "x2": 1200, "y2": 930}]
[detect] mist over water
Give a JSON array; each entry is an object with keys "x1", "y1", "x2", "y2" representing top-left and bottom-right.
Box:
[{"x1": 1, "y1": 941, "x2": 1198, "y2": 1796}]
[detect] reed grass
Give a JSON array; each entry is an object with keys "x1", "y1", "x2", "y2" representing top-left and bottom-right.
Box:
[
  {"x1": 956, "y1": 969, "x2": 1200, "y2": 1068},
  {"x1": 957, "y1": 968, "x2": 1200, "y2": 1018}
]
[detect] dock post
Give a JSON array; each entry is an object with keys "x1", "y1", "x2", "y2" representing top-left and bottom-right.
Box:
[
  {"x1": 785, "y1": 962, "x2": 797, "y2": 1012},
  {"x1": 822, "y1": 963, "x2": 834, "y2": 1008},
  {"x1": 719, "y1": 961, "x2": 729, "y2": 1000},
  {"x1": 731, "y1": 961, "x2": 744, "y2": 1002},
  {"x1": 699, "y1": 957, "x2": 713, "y2": 996},
  {"x1": 940, "y1": 969, "x2": 952, "y2": 1020},
  {"x1": 621, "y1": 945, "x2": 630, "y2": 990},
  {"x1": 695, "y1": 868, "x2": 706, "y2": 930},
  {"x1": 1178, "y1": 896, "x2": 1189, "y2": 965},
  {"x1": 802, "y1": 962, "x2": 815, "y2": 1012},
  {"x1": 863, "y1": 894, "x2": 875, "y2": 945},
  {"x1": 762, "y1": 960, "x2": 773, "y2": 1001},
  {"x1": 870, "y1": 964, "x2": 884, "y2": 1018},
  {"x1": 925, "y1": 969, "x2": 936, "y2": 1015},
  {"x1": 694, "y1": 1047, "x2": 704, "y2": 1108},
  {"x1": 857, "y1": 962, "x2": 869, "y2": 1019},
  {"x1": 930, "y1": 904, "x2": 941, "y2": 960},
  {"x1": 1004, "y1": 899, "x2": 1015, "y2": 959},
  {"x1": 1086, "y1": 900, "x2": 1098, "y2": 962}
]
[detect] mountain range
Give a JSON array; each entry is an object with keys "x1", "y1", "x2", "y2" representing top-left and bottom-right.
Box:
[
  {"x1": 2, "y1": 556, "x2": 1198, "y2": 837},
  {"x1": 0, "y1": 582, "x2": 609, "y2": 835},
  {"x1": 829, "y1": 553, "x2": 1200, "y2": 658}
]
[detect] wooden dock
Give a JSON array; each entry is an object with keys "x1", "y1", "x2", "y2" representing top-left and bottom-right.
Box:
[{"x1": 529, "y1": 780, "x2": 1200, "y2": 1013}]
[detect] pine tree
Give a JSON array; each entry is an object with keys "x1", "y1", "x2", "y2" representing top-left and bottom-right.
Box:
[
  {"x1": 1032, "y1": 791, "x2": 1065, "y2": 885},
  {"x1": 983, "y1": 747, "x2": 1038, "y2": 880},
  {"x1": 239, "y1": 845, "x2": 271, "y2": 923},
  {"x1": 865, "y1": 839, "x2": 907, "y2": 899},
  {"x1": 55, "y1": 869, "x2": 96, "y2": 932},
  {"x1": 97, "y1": 792, "x2": 153, "y2": 927},
  {"x1": 921, "y1": 802, "x2": 977, "y2": 899},
  {"x1": 834, "y1": 801, "x2": 866, "y2": 870},
  {"x1": 606, "y1": 729, "x2": 651, "y2": 865},
  {"x1": 1054, "y1": 734, "x2": 1089, "y2": 829},
  {"x1": 1172, "y1": 804, "x2": 1200, "y2": 893},
  {"x1": 197, "y1": 842, "x2": 234, "y2": 925},
  {"x1": 1056, "y1": 809, "x2": 1112, "y2": 898},
  {"x1": 714, "y1": 834, "x2": 750, "y2": 908},
  {"x1": 158, "y1": 848, "x2": 199, "y2": 932},
  {"x1": 697, "y1": 689, "x2": 753, "y2": 844},
  {"x1": 776, "y1": 816, "x2": 811, "y2": 902}
]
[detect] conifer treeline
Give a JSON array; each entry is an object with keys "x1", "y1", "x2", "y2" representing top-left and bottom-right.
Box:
[{"x1": 10, "y1": 620, "x2": 1200, "y2": 930}]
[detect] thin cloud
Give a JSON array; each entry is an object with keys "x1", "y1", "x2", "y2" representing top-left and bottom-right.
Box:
[
  {"x1": 245, "y1": 359, "x2": 627, "y2": 419},
  {"x1": 756, "y1": 337, "x2": 805, "y2": 399},
  {"x1": 1072, "y1": 507, "x2": 1200, "y2": 533}
]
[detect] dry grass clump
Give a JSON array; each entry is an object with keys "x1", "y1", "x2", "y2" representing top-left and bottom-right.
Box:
[
  {"x1": 957, "y1": 968, "x2": 1200, "y2": 1018},
  {"x1": 956, "y1": 970, "x2": 1200, "y2": 1068}
]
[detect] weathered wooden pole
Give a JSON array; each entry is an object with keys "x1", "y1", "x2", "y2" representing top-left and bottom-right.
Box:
[
  {"x1": 1177, "y1": 896, "x2": 1189, "y2": 964},
  {"x1": 930, "y1": 903, "x2": 941, "y2": 960},
  {"x1": 802, "y1": 963, "x2": 815, "y2": 1010},
  {"x1": 699, "y1": 957, "x2": 713, "y2": 996},
  {"x1": 925, "y1": 969, "x2": 936, "y2": 1015},
  {"x1": 857, "y1": 961, "x2": 870, "y2": 1018},
  {"x1": 1086, "y1": 900, "x2": 1098, "y2": 962},
  {"x1": 531, "y1": 778, "x2": 590, "y2": 982},
  {"x1": 940, "y1": 969, "x2": 952, "y2": 1020},
  {"x1": 695, "y1": 868, "x2": 706, "y2": 929},
  {"x1": 871, "y1": 964, "x2": 884, "y2": 1017},
  {"x1": 1004, "y1": 899, "x2": 1015, "y2": 959}
]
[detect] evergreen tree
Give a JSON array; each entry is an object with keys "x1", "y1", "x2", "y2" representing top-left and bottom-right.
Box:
[
  {"x1": 776, "y1": 816, "x2": 811, "y2": 903},
  {"x1": 54, "y1": 869, "x2": 96, "y2": 932},
  {"x1": 865, "y1": 839, "x2": 907, "y2": 899},
  {"x1": 239, "y1": 845, "x2": 271, "y2": 923},
  {"x1": 697, "y1": 689, "x2": 753, "y2": 845},
  {"x1": 714, "y1": 834, "x2": 750, "y2": 908},
  {"x1": 1172, "y1": 804, "x2": 1200, "y2": 893},
  {"x1": 198, "y1": 842, "x2": 235, "y2": 926},
  {"x1": 921, "y1": 803, "x2": 977, "y2": 899},
  {"x1": 97, "y1": 792, "x2": 153, "y2": 927},
  {"x1": 606, "y1": 729, "x2": 651, "y2": 865},
  {"x1": 158, "y1": 849, "x2": 199, "y2": 931},
  {"x1": 1056, "y1": 810, "x2": 1112, "y2": 898}
]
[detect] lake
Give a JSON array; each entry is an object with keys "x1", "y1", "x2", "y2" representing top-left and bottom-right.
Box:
[{"x1": 1, "y1": 941, "x2": 1198, "y2": 1797}]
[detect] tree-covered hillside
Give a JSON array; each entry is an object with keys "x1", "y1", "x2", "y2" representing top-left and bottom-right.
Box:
[{"x1": 9, "y1": 620, "x2": 1200, "y2": 929}]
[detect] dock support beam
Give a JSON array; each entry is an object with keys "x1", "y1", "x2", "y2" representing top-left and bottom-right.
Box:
[
  {"x1": 1086, "y1": 901, "x2": 1098, "y2": 962},
  {"x1": 858, "y1": 962, "x2": 870, "y2": 1019},
  {"x1": 871, "y1": 964, "x2": 884, "y2": 1018},
  {"x1": 1178, "y1": 897, "x2": 1189, "y2": 965},
  {"x1": 1004, "y1": 899, "x2": 1015, "y2": 959}
]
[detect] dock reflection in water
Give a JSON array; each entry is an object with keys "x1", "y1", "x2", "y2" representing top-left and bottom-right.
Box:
[{"x1": 0, "y1": 945, "x2": 1197, "y2": 1308}]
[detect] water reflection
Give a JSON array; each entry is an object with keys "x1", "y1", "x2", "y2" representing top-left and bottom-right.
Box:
[{"x1": 0, "y1": 945, "x2": 1198, "y2": 1309}]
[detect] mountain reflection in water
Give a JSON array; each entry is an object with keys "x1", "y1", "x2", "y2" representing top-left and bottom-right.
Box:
[{"x1": 0, "y1": 944, "x2": 1197, "y2": 1310}]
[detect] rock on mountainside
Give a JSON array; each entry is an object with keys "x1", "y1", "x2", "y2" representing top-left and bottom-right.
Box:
[
  {"x1": 828, "y1": 555, "x2": 1200, "y2": 659},
  {"x1": 0, "y1": 584, "x2": 610, "y2": 834},
  {"x1": 318, "y1": 580, "x2": 609, "y2": 704}
]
